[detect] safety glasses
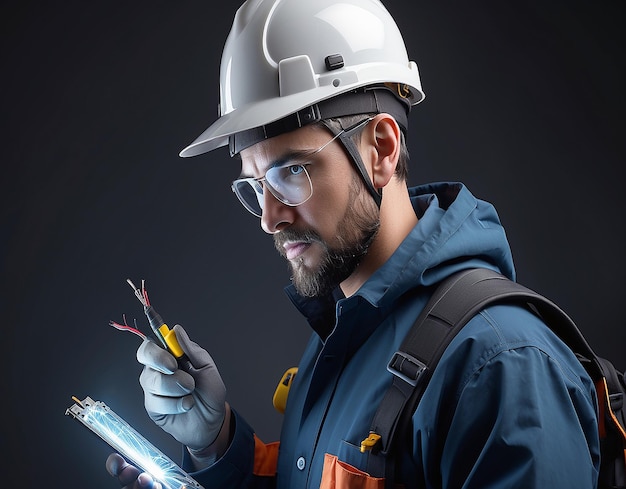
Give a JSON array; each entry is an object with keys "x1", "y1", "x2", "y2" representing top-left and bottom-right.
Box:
[{"x1": 231, "y1": 117, "x2": 372, "y2": 217}]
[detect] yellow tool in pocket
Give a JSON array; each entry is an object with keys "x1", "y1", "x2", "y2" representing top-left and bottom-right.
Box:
[{"x1": 273, "y1": 367, "x2": 298, "y2": 414}]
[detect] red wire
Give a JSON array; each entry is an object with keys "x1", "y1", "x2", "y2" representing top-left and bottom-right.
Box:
[{"x1": 109, "y1": 314, "x2": 146, "y2": 340}]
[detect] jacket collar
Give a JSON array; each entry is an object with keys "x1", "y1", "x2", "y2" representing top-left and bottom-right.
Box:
[{"x1": 284, "y1": 182, "x2": 514, "y2": 338}]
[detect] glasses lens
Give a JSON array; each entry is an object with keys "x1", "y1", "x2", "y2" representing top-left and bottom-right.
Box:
[
  {"x1": 265, "y1": 164, "x2": 312, "y2": 206},
  {"x1": 232, "y1": 179, "x2": 263, "y2": 217},
  {"x1": 231, "y1": 164, "x2": 313, "y2": 217}
]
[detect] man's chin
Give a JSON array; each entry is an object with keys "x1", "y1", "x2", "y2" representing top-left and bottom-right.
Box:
[
  {"x1": 290, "y1": 259, "x2": 354, "y2": 298},
  {"x1": 290, "y1": 264, "x2": 331, "y2": 298}
]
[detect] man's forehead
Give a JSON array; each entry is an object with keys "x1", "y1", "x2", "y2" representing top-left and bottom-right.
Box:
[{"x1": 238, "y1": 124, "x2": 328, "y2": 175}]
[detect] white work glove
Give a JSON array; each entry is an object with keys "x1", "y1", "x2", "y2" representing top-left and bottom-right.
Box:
[
  {"x1": 106, "y1": 453, "x2": 159, "y2": 489},
  {"x1": 137, "y1": 324, "x2": 226, "y2": 451}
]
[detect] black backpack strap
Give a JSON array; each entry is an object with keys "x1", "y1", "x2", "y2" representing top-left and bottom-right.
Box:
[{"x1": 364, "y1": 267, "x2": 592, "y2": 485}]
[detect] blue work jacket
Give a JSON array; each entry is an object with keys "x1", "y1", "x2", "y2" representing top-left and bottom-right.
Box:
[{"x1": 185, "y1": 182, "x2": 600, "y2": 488}]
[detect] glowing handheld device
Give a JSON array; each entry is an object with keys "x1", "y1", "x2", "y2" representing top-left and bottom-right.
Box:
[{"x1": 66, "y1": 396, "x2": 204, "y2": 489}]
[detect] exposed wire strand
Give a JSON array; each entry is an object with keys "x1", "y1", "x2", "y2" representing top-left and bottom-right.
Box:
[
  {"x1": 127, "y1": 278, "x2": 148, "y2": 308},
  {"x1": 141, "y1": 279, "x2": 151, "y2": 307},
  {"x1": 109, "y1": 314, "x2": 147, "y2": 341}
]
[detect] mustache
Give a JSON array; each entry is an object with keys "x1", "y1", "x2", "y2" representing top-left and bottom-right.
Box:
[{"x1": 274, "y1": 228, "x2": 324, "y2": 256}]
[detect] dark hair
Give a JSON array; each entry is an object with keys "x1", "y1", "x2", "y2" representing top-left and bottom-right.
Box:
[{"x1": 322, "y1": 114, "x2": 410, "y2": 181}]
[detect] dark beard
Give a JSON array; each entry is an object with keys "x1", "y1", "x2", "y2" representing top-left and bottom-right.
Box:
[{"x1": 274, "y1": 183, "x2": 380, "y2": 298}]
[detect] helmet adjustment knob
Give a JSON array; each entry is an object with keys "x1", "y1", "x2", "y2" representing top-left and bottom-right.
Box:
[{"x1": 325, "y1": 54, "x2": 345, "y2": 71}]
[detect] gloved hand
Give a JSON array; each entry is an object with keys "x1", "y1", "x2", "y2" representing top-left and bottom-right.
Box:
[
  {"x1": 137, "y1": 324, "x2": 227, "y2": 451},
  {"x1": 106, "y1": 453, "x2": 161, "y2": 489}
]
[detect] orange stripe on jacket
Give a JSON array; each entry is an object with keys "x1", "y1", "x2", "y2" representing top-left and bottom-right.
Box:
[{"x1": 253, "y1": 435, "x2": 280, "y2": 477}]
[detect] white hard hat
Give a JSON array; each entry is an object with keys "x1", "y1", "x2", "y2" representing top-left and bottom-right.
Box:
[{"x1": 180, "y1": 0, "x2": 425, "y2": 158}]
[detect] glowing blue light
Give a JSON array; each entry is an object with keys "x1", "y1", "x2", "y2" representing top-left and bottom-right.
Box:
[{"x1": 67, "y1": 397, "x2": 203, "y2": 489}]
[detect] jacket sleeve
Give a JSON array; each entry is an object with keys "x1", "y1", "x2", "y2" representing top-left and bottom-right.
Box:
[
  {"x1": 438, "y1": 342, "x2": 600, "y2": 488},
  {"x1": 181, "y1": 409, "x2": 279, "y2": 489}
]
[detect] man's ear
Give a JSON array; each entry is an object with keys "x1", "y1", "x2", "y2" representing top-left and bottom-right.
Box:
[{"x1": 366, "y1": 113, "x2": 401, "y2": 189}]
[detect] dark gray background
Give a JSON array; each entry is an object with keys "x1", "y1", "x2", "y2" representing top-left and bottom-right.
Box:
[{"x1": 2, "y1": 1, "x2": 624, "y2": 487}]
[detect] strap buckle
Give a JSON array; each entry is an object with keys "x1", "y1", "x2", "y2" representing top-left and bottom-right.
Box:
[{"x1": 387, "y1": 351, "x2": 428, "y2": 387}]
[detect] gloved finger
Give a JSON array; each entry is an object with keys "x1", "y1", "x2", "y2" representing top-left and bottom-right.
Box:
[
  {"x1": 172, "y1": 325, "x2": 226, "y2": 412},
  {"x1": 106, "y1": 453, "x2": 155, "y2": 488},
  {"x1": 173, "y1": 324, "x2": 219, "y2": 370},
  {"x1": 137, "y1": 473, "x2": 162, "y2": 489},
  {"x1": 140, "y1": 366, "x2": 195, "y2": 397},
  {"x1": 137, "y1": 340, "x2": 177, "y2": 374},
  {"x1": 140, "y1": 367, "x2": 196, "y2": 414},
  {"x1": 137, "y1": 472, "x2": 163, "y2": 489},
  {"x1": 144, "y1": 390, "x2": 195, "y2": 415}
]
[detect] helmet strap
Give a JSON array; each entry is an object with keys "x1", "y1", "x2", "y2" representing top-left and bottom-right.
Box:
[{"x1": 321, "y1": 118, "x2": 383, "y2": 208}]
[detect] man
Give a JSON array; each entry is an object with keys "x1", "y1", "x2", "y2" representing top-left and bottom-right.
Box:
[{"x1": 106, "y1": 0, "x2": 600, "y2": 487}]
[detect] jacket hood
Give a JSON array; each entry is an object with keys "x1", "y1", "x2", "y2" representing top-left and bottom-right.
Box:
[{"x1": 359, "y1": 182, "x2": 515, "y2": 308}]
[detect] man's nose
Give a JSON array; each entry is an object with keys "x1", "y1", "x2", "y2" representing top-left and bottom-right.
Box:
[{"x1": 260, "y1": 187, "x2": 294, "y2": 234}]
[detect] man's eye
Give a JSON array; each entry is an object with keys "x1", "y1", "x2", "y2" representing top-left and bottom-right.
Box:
[{"x1": 288, "y1": 165, "x2": 305, "y2": 175}]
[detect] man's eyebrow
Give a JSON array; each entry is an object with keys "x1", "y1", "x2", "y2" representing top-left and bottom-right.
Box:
[
  {"x1": 273, "y1": 148, "x2": 318, "y2": 166},
  {"x1": 237, "y1": 147, "x2": 318, "y2": 179}
]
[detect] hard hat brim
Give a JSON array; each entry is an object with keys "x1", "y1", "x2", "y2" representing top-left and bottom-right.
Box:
[{"x1": 179, "y1": 65, "x2": 424, "y2": 158}]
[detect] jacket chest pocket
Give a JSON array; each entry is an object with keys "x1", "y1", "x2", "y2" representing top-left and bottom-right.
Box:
[{"x1": 320, "y1": 453, "x2": 385, "y2": 489}]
